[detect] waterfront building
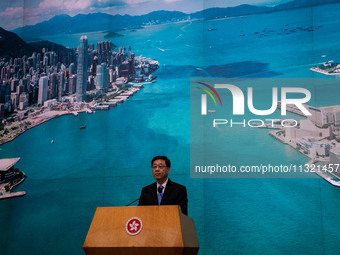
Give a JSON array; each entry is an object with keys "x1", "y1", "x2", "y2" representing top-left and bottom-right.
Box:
[
  {"x1": 43, "y1": 99, "x2": 58, "y2": 108},
  {"x1": 76, "y1": 35, "x2": 88, "y2": 102},
  {"x1": 330, "y1": 147, "x2": 340, "y2": 178},
  {"x1": 109, "y1": 68, "x2": 115, "y2": 83},
  {"x1": 0, "y1": 158, "x2": 20, "y2": 184},
  {"x1": 135, "y1": 66, "x2": 142, "y2": 76},
  {"x1": 115, "y1": 77, "x2": 127, "y2": 89},
  {"x1": 312, "y1": 141, "x2": 330, "y2": 157},
  {"x1": 296, "y1": 136, "x2": 316, "y2": 155},
  {"x1": 308, "y1": 105, "x2": 340, "y2": 127},
  {"x1": 38, "y1": 76, "x2": 49, "y2": 105},
  {"x1": 143, "y1": 65, "x2": 149, "y2": 74},
  {"x1": 19, "y1": 92, "x2": 29, "y2": 110},
  {"x1": 296, "y1": 136, "x2": 330, "y2": 158},
  {"x1": 284, "y1": 119, "x2": 330, "y2": 142},
  {"x1": 96, "y1": 63, "x2": 109, "y2": 91}
]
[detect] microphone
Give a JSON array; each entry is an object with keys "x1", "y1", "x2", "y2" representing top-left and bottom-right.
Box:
[
  {"x1": 158, "y1": 186, "x2": 163, "y2": 195},
  {"x1": 125, "y1": 188, "x2": 149, "y2": 206}
]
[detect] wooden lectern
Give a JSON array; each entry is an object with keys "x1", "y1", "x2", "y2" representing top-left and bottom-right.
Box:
[{"x1": 83, "y1": 205, "x2": 199, "y2": 255}]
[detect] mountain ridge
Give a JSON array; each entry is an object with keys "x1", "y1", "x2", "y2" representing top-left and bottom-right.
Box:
[
  {"x1": 0, "y1": 27, "x2": 73, "y2": 59},
  {"x1": 10, "y1": 0, "x2": 340, "y2": 41}
]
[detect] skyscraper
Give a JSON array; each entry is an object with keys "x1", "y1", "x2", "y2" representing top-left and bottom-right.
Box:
[
  {"x1": 76, "y1": 35, "x2": 88, "y2": 102},
  {"x1": 49, "y1": 73, "x2": 57, "y2": 99},
  {"x1": 95, "y1": 63, "x2": 109, "y2": 91},
  {"x1": 69, "y1": 63, "x2": 75, "y2": 75},
  {"x1": 58, "y1": 72, "x2": 65, "y2": 101},
  {"x1": 69, "y1": 75, "x2": 77, "y2": 94},
  {"x1": 38, "y1": 76, "x2": 48, "y2": 105}
]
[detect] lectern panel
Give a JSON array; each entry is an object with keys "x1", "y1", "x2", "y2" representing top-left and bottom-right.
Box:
[{"x1": 83, "y1": 205, "x2": 198, "y2": 255}]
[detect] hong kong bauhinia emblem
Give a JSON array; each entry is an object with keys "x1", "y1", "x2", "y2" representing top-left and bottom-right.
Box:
[{"x1": 126, "y1": 217, "x2": 143, "y2": 235}]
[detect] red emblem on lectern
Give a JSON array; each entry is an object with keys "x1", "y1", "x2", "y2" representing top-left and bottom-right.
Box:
[{"x1": 126, "y1": 217, "x2": 143, "y2": 235}]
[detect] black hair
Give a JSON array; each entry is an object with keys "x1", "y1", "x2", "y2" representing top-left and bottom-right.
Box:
[{"x1": 151, "y1": 156, "x2": 171, "y2": 168}]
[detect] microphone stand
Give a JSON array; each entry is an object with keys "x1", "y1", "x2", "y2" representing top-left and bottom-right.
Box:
[{"x1": 126, "y1": 198, "x2": 140, "y2": 206}]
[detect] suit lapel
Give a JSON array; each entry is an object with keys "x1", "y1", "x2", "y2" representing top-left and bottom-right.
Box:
[
  {"x1": 160, "y1": 179, "x2": 172, "y2": 205},
  {"x1": 151, "y1": 182, "x2": 158, "y2": 205}
]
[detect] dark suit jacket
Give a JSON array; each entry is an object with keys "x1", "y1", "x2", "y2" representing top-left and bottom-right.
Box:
[{"x1": 138, "y1": 179, "x2": 188, "y2": 215}]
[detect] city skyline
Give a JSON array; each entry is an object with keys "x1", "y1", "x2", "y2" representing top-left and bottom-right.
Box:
[
  {"x1": 0, "y1": 0, "x2": 290, "y2": 30},
  {"x1": 0, "y1": 31, "x2": 159, "y2": 142}
]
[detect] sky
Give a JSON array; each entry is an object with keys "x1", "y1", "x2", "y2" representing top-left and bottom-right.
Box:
[{"x1": 0, "y1": 0, "x2": 291, "y2": 30}]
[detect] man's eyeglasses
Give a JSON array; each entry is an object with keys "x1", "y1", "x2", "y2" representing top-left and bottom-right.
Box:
[{"x1": 152, "y1": 165, "x2": 167, "y2": 169}]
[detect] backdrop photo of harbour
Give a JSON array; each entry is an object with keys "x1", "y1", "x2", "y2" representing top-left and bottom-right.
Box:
[{"x1": 1, "y1": 1, "x2": 340, "y2": 255}]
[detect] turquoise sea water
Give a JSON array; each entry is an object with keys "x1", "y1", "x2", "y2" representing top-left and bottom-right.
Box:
[{"x1": 1, "y1": 3, "x2": 340, "y2": 255}]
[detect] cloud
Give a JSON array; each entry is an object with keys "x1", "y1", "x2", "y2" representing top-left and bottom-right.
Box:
[
  {"x1": 39, "y1": 0, "x2": 93, "y2": 11},
  {"x1": 0, "y1": 7, "x2": 24, "y2": 18},
  {"x1": 0, "y1": 7, "x2": 25, "y2": 29}
]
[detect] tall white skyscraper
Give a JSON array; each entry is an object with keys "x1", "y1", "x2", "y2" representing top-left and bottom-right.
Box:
[
  {"x1": 76, "y1": 35, "x2": 88, "y2": 102},
  {"x1": 38, "y1": 76, "x2": 49, "y2": 105},
  {"x1": 95, "y1": 63, "x2": 109, "y2": 91}
]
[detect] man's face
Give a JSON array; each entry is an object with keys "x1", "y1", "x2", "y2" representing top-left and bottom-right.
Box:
[{"x1": 152, "y1": 159, "x2": 170, "y2": 183}]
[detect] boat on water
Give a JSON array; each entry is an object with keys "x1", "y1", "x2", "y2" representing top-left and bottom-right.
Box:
[{"x1": 80, "y1": 126, "x2": 86, "y2": 130}]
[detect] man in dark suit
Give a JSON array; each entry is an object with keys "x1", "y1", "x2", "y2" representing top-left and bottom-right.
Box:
[{"x1": 138, "y1": 156, "x2": 188, "y2": 215}]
